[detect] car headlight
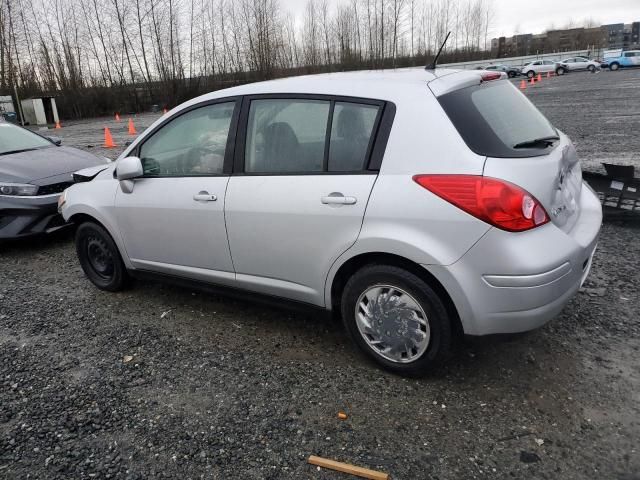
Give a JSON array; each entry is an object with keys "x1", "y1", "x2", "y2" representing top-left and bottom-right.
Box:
[
  {"x1": 0, "y1": 183, "x2": 39, "y2": 196},
  {"x1": 57, "y1": 190, "x2": 67, "y2": 210}
]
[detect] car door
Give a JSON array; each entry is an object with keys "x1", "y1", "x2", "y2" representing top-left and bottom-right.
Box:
[
  {"x1": 625, "y1": 52, "x2": 640, "y2": 67},
  {"x1": 563, "y1": 58, "x2": 576, "y2": 70},
  {"x1": 225, "y1": 96, "x2": 389, "y2": 306},
  {"x1": 542, "y1": 60, "x2": 555, "y2": 72},
  {"x1": 114, "y1": 99, "x2": 239, "y2": 285}
]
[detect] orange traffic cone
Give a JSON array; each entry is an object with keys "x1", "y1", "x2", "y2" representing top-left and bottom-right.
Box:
[
  {"x1": 519, "y1": 79, "x2": 527, "y2": 90},
  {"x1": 104, "y1": 127, "x2": 117, "y2": 148},
  {"x1": 546, "y1": 71, "x2": 551, "y2": 79},
  {"x1": 537, "y1": 73, "x2": 542, "y2": 82},
  {"x1": 55, "y1": 121, "x2": 61, "y2": 129},
  {"x1": 128, "y1": 118, "x2": 137, "y2": 135},
  {"x1": 115, "y1": 113, "x2": 121, "y2": 122},
  {"x1": 529, "y1": 76, "x2": 535, "y2": 84}
]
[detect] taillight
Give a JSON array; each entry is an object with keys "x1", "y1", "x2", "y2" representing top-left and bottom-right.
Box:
[
  {"x1": 413, "y1": 175, "x2": 549, "y2": 232},
  {"x1": 481, "y1": 72, "x2": 503, "y2": 82}
]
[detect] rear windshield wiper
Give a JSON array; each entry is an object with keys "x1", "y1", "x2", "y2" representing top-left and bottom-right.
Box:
[{"x1": 513, "y1": 136, "x2": 560, "y2": 149}]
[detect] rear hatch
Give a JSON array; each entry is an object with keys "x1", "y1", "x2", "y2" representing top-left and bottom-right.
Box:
[{"x1": 433, "y1": 77, "x2": 582, "y2": 232}]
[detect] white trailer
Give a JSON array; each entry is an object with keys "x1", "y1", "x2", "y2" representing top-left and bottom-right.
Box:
[{"x1": 20, "y1": 97, "x2": 60, "y2": 126}]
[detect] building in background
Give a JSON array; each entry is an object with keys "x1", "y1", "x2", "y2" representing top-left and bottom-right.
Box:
[
  {"x1": 491, "y1": 20, "x2": 639, "y2": 57},
  {"x1": 20, "y1": 97, "x2": 59, "y2": 126}
]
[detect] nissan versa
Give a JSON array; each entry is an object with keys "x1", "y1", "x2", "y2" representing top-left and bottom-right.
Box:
[{"x1": 59, "y1": 68, "x2": 602, "y2": 375}]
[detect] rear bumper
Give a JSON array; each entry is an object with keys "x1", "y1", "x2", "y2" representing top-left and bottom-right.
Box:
[
  {"x1": 0, "y1": 194, "x2": 70, "y2": 239},
  {"x1": 426, "y1": 183, "x2": 602, "y2": 335}
]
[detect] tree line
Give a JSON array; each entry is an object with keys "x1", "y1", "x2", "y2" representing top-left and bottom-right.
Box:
[{"x1": 0, "y1": 0, "x2": 494, "y2": 119}]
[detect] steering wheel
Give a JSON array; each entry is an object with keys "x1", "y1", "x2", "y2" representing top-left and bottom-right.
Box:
[
  {"x1": 179, "y1": 146, "x2": 220, "y2": 174},
  {"x1": 142, "y1": 158, "x2": 161, "y2": 175},
  {"x1": 179, "y1": 146, "x2": 215, "y2": 175}
]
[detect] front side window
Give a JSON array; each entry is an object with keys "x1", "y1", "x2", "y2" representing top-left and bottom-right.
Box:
[
  {"x1": 139, "y1": 102, "x2": 235, "y2": 176},
  {"x1": 245, "y1": 98, "x2": 382, "y2": 174}
]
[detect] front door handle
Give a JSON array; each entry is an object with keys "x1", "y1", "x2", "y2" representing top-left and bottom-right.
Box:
[
  {"x1": 193, "y1": 191, "x2": 217, "y2": 202},
  {"x1": 321, "y1": 193, "x2": 357, "y2": 205}
]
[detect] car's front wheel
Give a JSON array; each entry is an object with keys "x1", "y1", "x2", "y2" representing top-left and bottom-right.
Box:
[
  {"x1": 75, "y1": 222, "x2": 130, "y2": 291},
  {"x1": 341, "y1": 264, "x2": 452, "y2": 376},
  {"x1": 556, "y1": 67, "x2": 566, "y2": 75},
  {"x1": 526, "y1": 70, "x2": 535, "y2": 78},
  {"x1": 610, "y1": 63, "x2": 620, "y2": 71},
  {"x1": 588, "y1": 65, "x2": 596, "y2": 73}
]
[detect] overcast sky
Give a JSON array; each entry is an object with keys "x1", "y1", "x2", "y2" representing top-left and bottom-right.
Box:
[{"x1": 279, "y1": 0, "x2": 640, "y2": 38}]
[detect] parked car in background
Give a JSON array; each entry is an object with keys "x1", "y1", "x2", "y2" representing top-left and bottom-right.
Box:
[
  {"x1": 521, "y1": 59, "x2": 568, "y2": 77},
  {"x1": 60, "y1": 68, "x2": 601, "y2": 375},
  {"x1": 603, "y1": 50, "x2": 640, "y2": 71},
  {"x1": 561, "y1": 57, "x2": 600, "y2": 72},
  {"x1": 481, "y1": 64, "x2": 521, "y2": 78},
  {"x1": 0, "y1": 123, "x2": 108, "y2": 239}
]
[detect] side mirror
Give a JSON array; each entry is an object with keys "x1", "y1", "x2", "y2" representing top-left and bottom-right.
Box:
[
  {"x1": 116, "y1": 156, "x2": 143, "y2": 193},
  {"x1": 47, "y1": 136, "x2": 62, "y2": 146}
]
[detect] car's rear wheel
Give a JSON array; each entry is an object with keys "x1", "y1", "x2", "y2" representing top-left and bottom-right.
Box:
[
  {"x1": 75, "y1": 222, "x2": 130, "y2": 291},
  {"x1": 341, "y1": 264, "x2": 452, "y2": 376},
  {"x1": 556, "y1": 67, "x2": 566, "y2": 75},
  {"x1": 610, "y1": 63, "x2": 620, "y2": 71},
  {"x1": 508, "y1": 71, "x2": 516, "y2": 78}
]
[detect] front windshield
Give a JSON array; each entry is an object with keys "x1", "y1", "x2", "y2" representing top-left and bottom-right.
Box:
[{"x1": 0, "y1": 123, "x2": 53, "y2": 155}]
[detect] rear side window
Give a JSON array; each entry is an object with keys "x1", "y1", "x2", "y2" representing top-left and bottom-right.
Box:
[
  {"x1": 245, "y1": 99, "x2": 329, "y2": 173},
  {"x1": 329, "y1": 103, "x2": 379, "y2": 171},
  {"x1": 438, "y1": 80, "x2": 557, "y2": 158},
  {"x1": 244, "y1": 98, "x2": 382, "y2": 174}
]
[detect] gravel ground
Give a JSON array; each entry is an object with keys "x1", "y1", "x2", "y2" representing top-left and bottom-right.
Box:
[{"x1": 2, "y1": 69, "x2": 640, "y2": 479}]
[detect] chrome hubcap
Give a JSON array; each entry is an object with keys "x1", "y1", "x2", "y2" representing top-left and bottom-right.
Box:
[{"x1": 355, "y1": 285, "x2": 430, "y2": 363}]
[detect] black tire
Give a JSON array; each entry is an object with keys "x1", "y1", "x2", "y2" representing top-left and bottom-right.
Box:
[
  {"x1": 508, "y1": 71, "x2": 516, "y2": 78},
  {"x1": 526, "y1": 70, "x2": 535, "y2": 78},
  {"x1": 610, "y1": 63, "x2": 619, "y2": 71},
  {"x1": 75, "y1": 222, "x2": 130, "y2": 291},
  {"x1": 555, "y1": 67, "x2": 566, "y2": 76},
  {"x1": 588, "y1": 65, "x2": 596, "y2": 73},
  {"x1": 340, "y1": 264, "x2": 452, "y2": 376}
]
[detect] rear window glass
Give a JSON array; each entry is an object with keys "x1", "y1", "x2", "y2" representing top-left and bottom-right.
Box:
[{"x1": 437, "y1": 80, "x2": 557, "y2": 158}]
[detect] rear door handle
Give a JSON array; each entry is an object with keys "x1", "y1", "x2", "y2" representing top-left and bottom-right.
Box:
[
  {"x1": 321, "y1": 194, "x2": 357, "y2": 205},
  {"x1": 193, "y1": 191, "x2": 217, "y2": 202}
]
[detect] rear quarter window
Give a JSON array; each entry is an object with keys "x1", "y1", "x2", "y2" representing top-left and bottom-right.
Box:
[{"x1": 437, "y1": 80, "x2": 558, "y2": 158}]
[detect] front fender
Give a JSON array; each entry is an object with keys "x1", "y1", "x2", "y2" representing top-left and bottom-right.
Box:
[{"x1": 61, "y1": 180, "x2": 132, "y2": 269}]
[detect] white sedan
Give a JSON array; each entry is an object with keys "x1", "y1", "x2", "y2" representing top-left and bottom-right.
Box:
[
  {"x1": 562, "y1": 57, "x2": 600, "y2": 72},
  {"x1": 521, "y1": 60, "x2": 569, "y2": 78}
]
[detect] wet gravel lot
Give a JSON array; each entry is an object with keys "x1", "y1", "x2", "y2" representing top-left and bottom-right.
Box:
[{"x1": 2, "y1": 69, "x2": 640, "y2": 479}]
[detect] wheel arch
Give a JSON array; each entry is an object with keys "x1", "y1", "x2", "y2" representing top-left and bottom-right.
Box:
[
  {"x1": 66, "y1": 208, "x2": 132, "y2": 269},
  {"x1": 328, "y1": 251, "x2": 463, "y2": 338}
]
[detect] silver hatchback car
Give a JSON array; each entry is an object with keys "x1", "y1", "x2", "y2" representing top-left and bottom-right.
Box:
[{"x1": 59, "y1": 69, "x2": 602, "y2": 375}]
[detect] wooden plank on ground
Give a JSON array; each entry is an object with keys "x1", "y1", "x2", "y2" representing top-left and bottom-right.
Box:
[{"x1": 307, "y1": 455, "x2": 389, "y2": 480}]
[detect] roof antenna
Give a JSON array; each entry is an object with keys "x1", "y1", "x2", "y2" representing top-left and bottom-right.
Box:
[{"x1": 425, "y1": 31, "x2": 451, "y2": 70}]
